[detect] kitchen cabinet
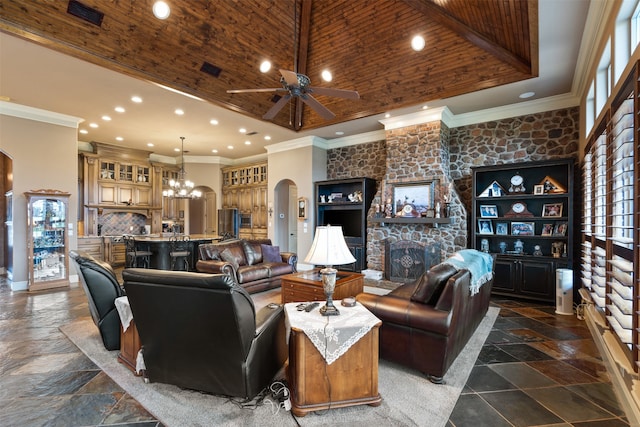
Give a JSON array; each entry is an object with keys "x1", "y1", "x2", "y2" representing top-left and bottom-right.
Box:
[
  {"x1": 471, "y1": 158, "x2": 574, "y2": 302},
  {"x1": 221, "y1": 161, "x2": 268, "y2": 239},
  {"x1": 77, "y1": 236, "x2": 104, "y2": 261},
  {"x1": 26, "y1": 189, "x2": 70, "y2": 291},
  {"x1": 80, "y1": 143, "x2": 163, "y2": 236}
]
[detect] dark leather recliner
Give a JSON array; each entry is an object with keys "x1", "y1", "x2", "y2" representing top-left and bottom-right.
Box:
[
  {"x1": 357, "y1": 257, "x2": 494, "y2": 384},
  {"x1": 70, "y1": 250, "x2": 125, "y2": 351},
  {"x1": 122, "y1": 268, "x2": 288, "y2": 399}
]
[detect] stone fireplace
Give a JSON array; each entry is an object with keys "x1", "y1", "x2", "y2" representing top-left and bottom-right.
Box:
[
  {"x1": 384, "y1": 240, "x2": 441, "y2": 282},
  {"x1": 366, "y1": 110, "x2": 468, "y2": 274}
]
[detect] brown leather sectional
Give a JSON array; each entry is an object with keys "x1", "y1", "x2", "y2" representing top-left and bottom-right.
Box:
[
  {"x1": 196, "y1": 238, "x2": 297, "y2": 294},
  {"x1": 357, "y1": 259, "x2": 494, "y2": 383}
]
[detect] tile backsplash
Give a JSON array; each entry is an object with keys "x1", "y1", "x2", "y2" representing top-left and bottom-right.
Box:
[{"x1": 99, "y1": 213, "x2": 147, "y2": 236}]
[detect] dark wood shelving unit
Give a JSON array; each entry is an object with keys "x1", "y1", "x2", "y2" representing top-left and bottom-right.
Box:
[
  {"x1": 472, "y1": 158, "x2": 575, "y2": 302},
  {"x1": 315, "y1": 177, "x2": 376, "y2": 272}
]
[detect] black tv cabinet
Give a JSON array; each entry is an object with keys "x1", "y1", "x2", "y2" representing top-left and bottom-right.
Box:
[{"x1": 315, "y1": 178, "x2": 377, "y2": 272}]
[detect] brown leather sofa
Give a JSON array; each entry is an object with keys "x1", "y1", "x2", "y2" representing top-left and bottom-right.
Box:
[
  {"x1": 122, "y1": 268, "x2": 288, "y2": 399},
  {"x1": 196, "y1": 238, "x2": 297, "y2": 294},
  {"x1": 357, "y1": 253, "x2": 494, "y2": 383}
]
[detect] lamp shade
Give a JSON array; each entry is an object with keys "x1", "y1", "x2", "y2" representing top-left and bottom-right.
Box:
[{"x1": 304, "y1": 225, "x2": 356, "y2": 266}]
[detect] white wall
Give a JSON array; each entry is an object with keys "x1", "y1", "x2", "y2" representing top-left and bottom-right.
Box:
[
  {"x1": 267, "y1": 139, "x2": 327, "y2": 266},
  {"x1": 0, "y1": 105, "x2": 80, "y2": 290}
]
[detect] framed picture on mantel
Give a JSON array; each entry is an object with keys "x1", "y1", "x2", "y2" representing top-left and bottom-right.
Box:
[{"x1": 392, "y1": 181, "x2": 436, "y2": 217}]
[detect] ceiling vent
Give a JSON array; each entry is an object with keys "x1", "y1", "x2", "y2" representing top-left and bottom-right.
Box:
[
  {"x1": 271, "y1": 94, "x2": 282, "y2": 103},
  {"x1": 67, "y1": 1, "x2": 104, "y2": 26},
  {"x1": 200, "y1": 62, "x2": 222, "y2": 78},
  {"x1": 246, "y1": 131, "x2": 258, "y2": 136}
]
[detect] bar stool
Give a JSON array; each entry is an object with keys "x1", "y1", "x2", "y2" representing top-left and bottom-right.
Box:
[
  {"x1": 169, "y1": 235, "x2": 191, "y2": 271},
  {"x1": 123, "y1": 234, "x2": 152, "y2": 268}
]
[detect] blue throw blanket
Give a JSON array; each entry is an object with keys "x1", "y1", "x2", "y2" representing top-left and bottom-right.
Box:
[{"x1": 443, "y1": 249, "x2": 494, "y2": 296}]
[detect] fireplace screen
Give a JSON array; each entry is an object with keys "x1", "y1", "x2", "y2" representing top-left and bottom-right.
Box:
[{"x1": 384, "y1": 240, "x2": 441, "y2": 282}]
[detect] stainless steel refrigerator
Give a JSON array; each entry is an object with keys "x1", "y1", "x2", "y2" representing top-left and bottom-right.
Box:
[{"x1": 217, "y1": 208, "x2": 239, "y2": 238}]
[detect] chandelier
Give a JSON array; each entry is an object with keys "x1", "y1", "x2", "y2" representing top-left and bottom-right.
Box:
[{"x1": 162, "y1": 137, "x2": 202, "y2": 199}]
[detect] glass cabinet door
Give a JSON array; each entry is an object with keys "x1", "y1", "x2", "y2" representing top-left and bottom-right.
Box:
[{"x1": 26, "y1": 190, "x2": 70, "y2": 291}]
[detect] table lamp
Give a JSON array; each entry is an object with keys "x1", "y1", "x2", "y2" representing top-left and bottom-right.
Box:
[{"x1": 304, "y1": 225, "x2": 356, "y2": 316}]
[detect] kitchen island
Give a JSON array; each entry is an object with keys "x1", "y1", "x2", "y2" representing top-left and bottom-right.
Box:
[{"x1": 132, "y1": 234, "x2": 220, "y2": 270}]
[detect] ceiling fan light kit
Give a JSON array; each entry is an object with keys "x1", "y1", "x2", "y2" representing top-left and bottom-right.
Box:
[{"x1": 227, "y1": 69, "x2": 359, "y2": 121}]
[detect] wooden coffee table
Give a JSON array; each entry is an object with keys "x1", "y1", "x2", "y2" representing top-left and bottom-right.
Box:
[{"x1": 281, "y1": 269, "x2": 364, "y2": 303}]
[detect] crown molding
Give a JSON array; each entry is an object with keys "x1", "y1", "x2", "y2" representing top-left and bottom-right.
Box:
[
  {"x1": 265, "y1": 136, "x2": 327, "y2": 155},
  {"x1": 0, "y1": 101, "x2": 83, "y2": 128}
]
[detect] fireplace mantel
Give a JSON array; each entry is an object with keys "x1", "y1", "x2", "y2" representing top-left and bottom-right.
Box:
[{"x1": 369, "y1": 217, "x2": 451, "y2": 227}]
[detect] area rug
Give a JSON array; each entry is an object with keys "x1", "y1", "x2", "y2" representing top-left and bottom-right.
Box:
[{"x1": 60, "y1": 301, "x2": 498, "y2": 427}]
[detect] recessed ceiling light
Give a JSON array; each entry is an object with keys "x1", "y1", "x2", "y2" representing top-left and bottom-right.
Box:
[
  {"x1": 212, "y1": 149, "x2": 218, "y2": 153},
  {"x1": 131, "y1": 96, "x2": 142, "y2": 103},
  {"x1": 239, "y1": 128, "x2": 246, "y2": 133},
  {"x1": 264, "y1": 135, "x2": 271, "y2": 140},
  {"x1": 245, "y1": 140, "x2": 251, "y2": 145},
  {"x1": 321, "y1": 70, "x2": 332, "y2": 82},
  {"x1": 102, "y1": 115, "x2": 111, "y2": 121},
  {"x1": 174, "y1": 108, "x2": 184, "y2": 115},
  {"x1": 147, "y1": 143, "x2": 154, "y2": 147},
  {"x1": 115, "y1": 136, "x2": 123, "y2": 141},
  {"x1": 89, "y1": 123, "x2": 98, "y2": 128},
  {"x1": 385, "y1": 113, "x2": 391, "y2": 118},
  {"x1": 210, "y1": 119, "x2": 219, "y2": 125},
  {"x1": 79, "y1": 129, "x2": 88, "y2": 134},
  {"x1": 260, "y1": 61, "x2": 271, "y2": 73},
  {"x1": 227, "y1": 145, "x2": 234, "y2": 150},
  {"x1": 411, "y1": 35, "x2": 425, "y2": 51},
  {"x1": 519, "y1": 91, "x2": 535, "y2": 99},
  {"x1": 152, "y1": 1, "x2": 170, "y2": 19},
  {"x1": 422, "y1": 105, "x2": 428, "y2": 110},
  {"x1": 174, "y1": 147, "x2": 180, "y2": 152},
  {"x1": 114, "y1": 106, "x2": 125, "y2": 113},
  {"x1": 335, "y1": 131, "x2": 344, "y2": 135}
]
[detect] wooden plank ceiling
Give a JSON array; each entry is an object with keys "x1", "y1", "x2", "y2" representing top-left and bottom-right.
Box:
[{"x1": 0, "y1": 0, "x2": 537, "y2": 131}]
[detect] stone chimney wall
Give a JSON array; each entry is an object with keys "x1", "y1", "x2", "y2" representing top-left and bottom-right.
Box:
[
  {"x1": 325, "y1": 106, "x2": 580, "y2": 275},
  {"x1": 368, "y1": 120, "x2": 467, "y2": 270}
]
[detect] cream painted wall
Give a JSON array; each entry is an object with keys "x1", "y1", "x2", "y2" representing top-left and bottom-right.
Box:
[
  {"x1": 0, "y1": 113, "x2": 79, "y2": 290},
  {"x1": 267, "y1": 141, "x2": 327, "y2": 267},
  {"x1": 182, "y1": 161, "x2": 223, "y2": 208}
]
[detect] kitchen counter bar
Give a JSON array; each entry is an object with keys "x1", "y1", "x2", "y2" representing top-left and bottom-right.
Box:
[{"x1": 132, "y1": 234, "x2": 220, "y2": 270}]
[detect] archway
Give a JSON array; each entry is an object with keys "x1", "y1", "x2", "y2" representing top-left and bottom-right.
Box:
[
  {"x1": 1, "y1": 151, "x2": 13, "y2": 277},
  {"x1": 273, "y1": 179, "x2": 297, "y2": 253},
  {"x1": 188, "y1": 186, "x2": 215, "y2": 235}
]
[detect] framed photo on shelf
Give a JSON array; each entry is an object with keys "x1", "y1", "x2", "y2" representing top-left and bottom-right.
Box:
[
  {"x1": 542, "y1": 203, "x2": 563, "y2": 217},
  {"x1": 553, "y1": 222, "x2": 568, "y2": 236},
  {"x1": 541, "y1": 223, "x2": 554, "y2": 236},
  {"x1": 511, "y1": 221, "x2": 535, "y2": 236},
  {"x1": 478, "y1": 219, "x2": 493, "y2": 234},
  {"x1": 495, "y1": 222, "x2": 508, "y2": 235},
  {"x1": 533, "y1": 184, "x2": 544, "y2": 195},
  {"x1": 480, "y1": 205, "x2": 499, "y2": 218}
]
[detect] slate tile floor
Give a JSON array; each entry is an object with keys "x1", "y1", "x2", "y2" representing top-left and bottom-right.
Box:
[
  {"x1": 0, "y1": 276, "x2": 629, "y2": 427},
  {"x1": 448, "y1": 298, "x2": 629, "y2": 427}
]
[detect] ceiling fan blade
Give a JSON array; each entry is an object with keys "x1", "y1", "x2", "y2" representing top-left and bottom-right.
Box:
[
  {"x1": 309, "y1": 86, "x2": 360, "y2": 100},
  {"x1": 263, "y1": 94, "x2": 291, "y2": 120},
  {"x1": 301, "y1": 95, "x2": 336, "y2": 120},
  {"x1": 280, "y1": 69, "x2": 300, "y2": 86},
  {"x1": 227, "y1": 88, "x2": 284, "y2": 94}
]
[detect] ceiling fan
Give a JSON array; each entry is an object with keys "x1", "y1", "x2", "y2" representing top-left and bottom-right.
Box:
[{"x1": 227, "y1": 69, "x2": 360, "y2": 121}]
